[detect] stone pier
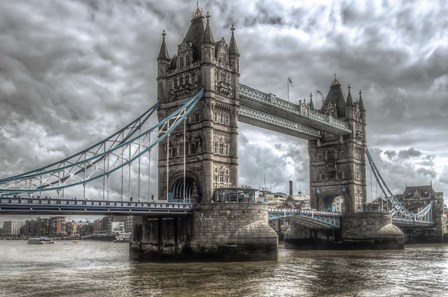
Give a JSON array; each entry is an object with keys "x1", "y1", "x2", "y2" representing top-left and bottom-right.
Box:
[
  {"x1": 284, "y1": 212, "x2": 404, "y2": 249},
  {"x1": 130, "y1": 203, "x2": 278, "y2": 261}
]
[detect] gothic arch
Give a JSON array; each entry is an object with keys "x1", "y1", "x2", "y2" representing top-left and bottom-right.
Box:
[
  {"x1": 169, "y1": 172, "x2": 201, "y2": 203},
  {"x1": 320, "y1": 194, "x2": 345, "y2": 212},
  {"x1": 326, "y1": 148, "x2": 337, "y2": 161}
]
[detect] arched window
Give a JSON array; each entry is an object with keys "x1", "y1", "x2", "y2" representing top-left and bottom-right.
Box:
[
  {"x1": 326, "y1": 149, "x2": 336, "y2": 161},
  {"x1": 179, "y1": 57, "x2": 184, "y2": 68}
]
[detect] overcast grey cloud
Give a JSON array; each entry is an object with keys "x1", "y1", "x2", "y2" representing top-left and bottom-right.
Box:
[{"x1": 0, "y1": 0, "x2": 447, "y2": 207}]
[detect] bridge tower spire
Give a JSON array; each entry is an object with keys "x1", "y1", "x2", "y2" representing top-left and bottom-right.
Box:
[
  {"x1": 157, "y1": 7, "x2": 240, "y2": 202},
  {"x1": 309, "y1": 78, "x2": 367, "y2": 213}
]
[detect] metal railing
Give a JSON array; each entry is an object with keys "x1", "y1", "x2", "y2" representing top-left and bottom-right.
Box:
[{"x1": 239, "y1": 84, "x2": 351, "y2": 133}]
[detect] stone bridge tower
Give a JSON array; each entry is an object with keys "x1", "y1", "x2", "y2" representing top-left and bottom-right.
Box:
[
  {"x1": 157, "y1": 7, "x2": 240, "y2": 202},
  {"x1": 309, "y1": 77, "x2": 367, "y2": 213}
]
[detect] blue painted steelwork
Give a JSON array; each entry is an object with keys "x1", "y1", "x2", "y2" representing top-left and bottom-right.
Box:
[
  {"x1": 268, "y1": 208, "x2": 341, "y2": 229},
  {"x1": 0, "y1": 197, "x2": 192, "y2": 216},
  {"x1": 0, "y1": 101, "x2": 160, "y2": 182},
  {"x1": 0, "y1": 88, "x2": 204, "y2": 196},
  {"x1": 366, "y1": 148, "x2": 434, "y2": 224}
]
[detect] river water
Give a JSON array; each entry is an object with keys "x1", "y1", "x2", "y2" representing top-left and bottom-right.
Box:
[{"x1": 0, "y1": 241, "x2": 447, "y2": 297}]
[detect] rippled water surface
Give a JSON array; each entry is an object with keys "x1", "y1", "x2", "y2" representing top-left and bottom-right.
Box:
[{"x1": 0, "y1": 241, "x2": 447, "y2": 297}]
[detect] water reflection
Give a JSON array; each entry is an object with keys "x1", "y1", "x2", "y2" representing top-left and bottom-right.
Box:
[{"x1": 0, "y1": 241, "x2": 447, "y2": 297}]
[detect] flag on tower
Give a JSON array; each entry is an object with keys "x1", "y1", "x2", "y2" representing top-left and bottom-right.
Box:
[
  {"x1": 287, "y1": 77, "x2": 294, "y2": 101},
  {"x1": 288, "y1": 77, "x2": 294, "y2": 87}
]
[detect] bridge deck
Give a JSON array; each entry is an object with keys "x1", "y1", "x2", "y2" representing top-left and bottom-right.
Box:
[
  {"x1": 0, "y1": 197, "x2": 192, "y2": 216},
  {"x1": 239, "y1": 84, "x2": 352, "y2": 138}
]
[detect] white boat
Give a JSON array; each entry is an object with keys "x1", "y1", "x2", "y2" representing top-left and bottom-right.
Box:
[
  {"x1": 27, "y1": 237, "x2": 55, "y2": 244},
  {"x1": 113, "y1": 232, "x2": 131, "y2": 243}
]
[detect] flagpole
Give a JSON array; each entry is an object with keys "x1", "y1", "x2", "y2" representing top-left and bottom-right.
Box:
[{"x1": 287, "y1": 78, "x2": 289, "y2": 101}]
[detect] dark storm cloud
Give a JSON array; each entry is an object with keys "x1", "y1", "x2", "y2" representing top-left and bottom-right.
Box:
[
  {"x1": 384, "y1": 150, "x2": 397, "y2": 160},
  {"x1": 397, "y1": 147, "x2": 423, "y2": 159},
  {"x1": 0, "y1": 0, "x2": 447, "y2": 201}
]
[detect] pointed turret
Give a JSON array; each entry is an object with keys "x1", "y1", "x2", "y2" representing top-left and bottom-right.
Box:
[
  {"x1": 158, "y1": 30, "x2": 170, "y2": 61},
  {"x1": 203, "y1": 12, "x2": 214, "y2": 44},
  {"x1": 183, "y1": 4, "x2": 206, "y2": 62},
  {"x1": 309, "y1": 92, "x2": 315, "y2": 110},
  {"x1": 358, "y1": 90, "x2": 366, "y2": 111},
  {"x1": 346, "y1": 84, "x2": 354, "y2": 106},
  {"x1": 229, "y1": 24, "x2": 240, "y2": 73},
  {"x1": 320, "y1": 74, "x2": 346, "y2": 118},
  {"x1": 157, "y1": 30, "x2": 171, "y2": 81},
  {"x1": 229, "y1": 24, "x2": 239, "y2": 57}
]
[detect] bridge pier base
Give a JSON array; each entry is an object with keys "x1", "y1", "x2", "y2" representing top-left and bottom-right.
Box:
[
  {"x1": 284, "y1": 212, "x2": 404, "y2": 249},
  {"x1": 284, "y1": 221, "x2": 341, "y2": 249},
  {"x1": 129, "y1": 215, "x2": 194, "y2": 261},
  {"x1": 129, "y1": 203, "x2": 278, "y2": 261},
  {"x1": 340, "y1": 212, "x2": 404, "y2": 249},
  {"x1": 188, "y1": 203, "x2": 278, "y2": 261}
]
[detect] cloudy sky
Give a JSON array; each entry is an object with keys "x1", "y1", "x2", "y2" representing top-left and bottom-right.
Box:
[{"x1": 1, "y1": 0, "x2": 447, "y2": 211}]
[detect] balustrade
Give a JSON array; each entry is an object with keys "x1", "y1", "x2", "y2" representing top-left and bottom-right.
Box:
[{"x1": 240, "y1": 84, "x2": 350, "y2": 132}]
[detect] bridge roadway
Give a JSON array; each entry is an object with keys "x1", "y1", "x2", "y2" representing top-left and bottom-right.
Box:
[
  {"x1": 0, "y1": 197, "x2": 192, "y2": 216},
  {"x1": 0, "y1": 197, "x2": 434, "y2": 228}
]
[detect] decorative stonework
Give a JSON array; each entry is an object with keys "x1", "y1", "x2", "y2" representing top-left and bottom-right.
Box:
[
  {"x1": 309, "y1": 80, "x2": 367, "y2": 213},
  {"x1": 157, "y1": 10, "x2": 239, "y2": 201}
]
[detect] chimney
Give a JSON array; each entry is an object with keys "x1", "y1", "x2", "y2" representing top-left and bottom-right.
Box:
[{"x1": 289, "y1": 180, "x2": 293, "y2": 197}]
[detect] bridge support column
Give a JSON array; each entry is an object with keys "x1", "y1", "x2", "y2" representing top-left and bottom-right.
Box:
[
  {"x1": 189, "y1": 203, "x2": 278, "y2": 261},
  {"x1": 340, "y1": 212, "x2": 404, "y2": 249},
  {"x1": 284, "y1": 221, "x2": 340, "y2": 249},
  {"x1": 129, "y1": 215, "x2": 193, "y2": 260},
  {"x1": 284, "y1": 212, "x2": 404, "y2": 249}
]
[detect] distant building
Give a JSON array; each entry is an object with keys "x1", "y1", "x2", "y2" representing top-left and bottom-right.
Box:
[
  {"x1": 124, "y1": 216, "x2": 134, "y2": 232},
  {"x1": 25, "y1": 217, "x2": 50, "y2": 237},
  {"x1": 1, "y1": 221, "x2": 24, "y2": 236},
  {"x1": 93, "y1": 216, "x2": 113, "y2": 234},
  {"x1": 49, "y1": 216, "x2": 67, "y2": 236},
  {"x1": 367, "y1": 197, "x2": 390, "y2": 211},
  {"x1": 258, "y1": 191, "x2": 287, "y2": 206},
  {"x1": 395, "y1": 184, "x2": 446, "y2": 236}
]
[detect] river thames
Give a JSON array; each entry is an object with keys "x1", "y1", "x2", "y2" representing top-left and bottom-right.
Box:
[{"x1": 0, "y1": 241, "x2": 447, "y2": 297}]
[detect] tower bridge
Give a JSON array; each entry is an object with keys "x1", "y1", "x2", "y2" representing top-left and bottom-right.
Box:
[{"x1": 0, "y1": 5, "x2": 445, "y2": 260}]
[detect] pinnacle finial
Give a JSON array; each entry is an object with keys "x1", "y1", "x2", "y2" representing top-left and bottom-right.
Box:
[
  {"x1": 331, "y1": 73, "x2": 341, "y2": 86},
  {"x1": 358, "y1": 90, "x2": 365, "y2": 111},
  {"x1": 158, "y1": 29, "x2": 169, "y2": 60},
  {"x1": 193, "y1": 0, "x2": 203, "y2": 18},
  {"x1": 346, "y1": 84, "x2": 354, "y2": 106},
  {"x1": 229, "y1": 23, "x2": 239, "y2": 56}
]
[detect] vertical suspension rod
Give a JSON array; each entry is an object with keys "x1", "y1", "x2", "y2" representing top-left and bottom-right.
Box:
[
  {"x1": 129, "y1": 142, "x2": 132, "y2": 201},
  {"x1": 183, "y1": 116, "x2": 186, "y2": 203},
  {"x1": 137, "y1": 126, "x2": 141, "y2": 202},
  {"x1": 166, "y1": 123, "x2": 170, "y2": 201},
  {"x1": 148, "y1": 132, "x2": 151, "y2": 201},
  {"x1": 121, "y1": 133, "x2": 124, "y2": 202},
  {"x1": 103, "y1": 144, "x2": 106, "y2": 200}
]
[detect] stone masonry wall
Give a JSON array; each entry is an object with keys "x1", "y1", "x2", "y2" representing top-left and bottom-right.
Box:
[{"x1": 191, "y1": 202, "x2": 278, "y2": 260}]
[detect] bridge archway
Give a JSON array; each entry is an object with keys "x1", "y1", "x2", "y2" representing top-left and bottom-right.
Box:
[
  {"x1": 321, "y1": 194, "x2": 345, "y2": 212},
  {"x1": 169, "y1": 173, "x2": 201, "y2": 203}
]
